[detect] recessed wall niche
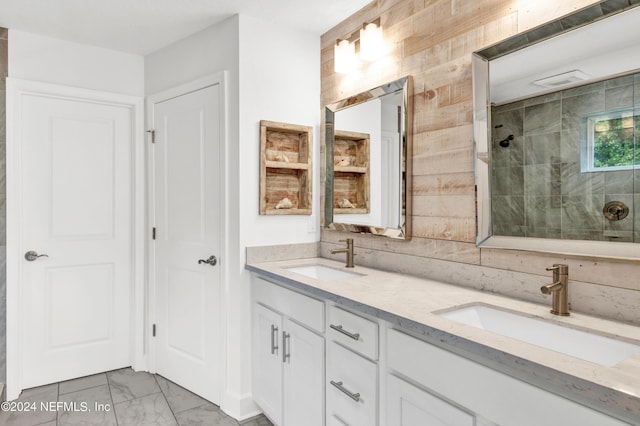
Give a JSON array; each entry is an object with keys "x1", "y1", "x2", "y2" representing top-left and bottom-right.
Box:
[{"x1": 259, "y1": 120, "x2": 313, "y2": 215}]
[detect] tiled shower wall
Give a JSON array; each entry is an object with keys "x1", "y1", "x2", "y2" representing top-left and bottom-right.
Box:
[
  {"x1": 0, "y1": 28, "x2": 6, "y2": 384},
  {"x1": 492, "y1": 73, "x2": 640, "y2": 242}
]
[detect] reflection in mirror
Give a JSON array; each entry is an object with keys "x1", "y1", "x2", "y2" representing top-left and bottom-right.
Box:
[
  {"x1": 324, "y1": 76, "x2": 413, "y2": 239},
  {"x1": 473, "y1": 2, "x2": 640, "y2": 258}
]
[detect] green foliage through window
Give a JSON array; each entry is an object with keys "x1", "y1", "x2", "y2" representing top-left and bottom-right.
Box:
[{"x1": 588, "y1": 111, "x2": 639, "y2": 170}]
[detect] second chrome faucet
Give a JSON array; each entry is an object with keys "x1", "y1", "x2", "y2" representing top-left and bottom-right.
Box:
[
  {"x1": 541, "y1": 264, "x2": 569, "y2": 316},
  {"x1": 331, "y1": 238, "x2": 355, "y2": 268}
]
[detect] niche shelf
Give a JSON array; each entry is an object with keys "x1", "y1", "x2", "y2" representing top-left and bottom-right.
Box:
[
  {"x1": 260, "y1": 120, "x2": 312, "y2": 215},
  {"x1": 333, "y1": 130, "x2": 370, "y2": 214}
]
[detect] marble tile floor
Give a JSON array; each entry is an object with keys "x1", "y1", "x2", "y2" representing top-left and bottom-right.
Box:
[{"x1": 0, "y1": 368, "x2": 273, "y2": 426}]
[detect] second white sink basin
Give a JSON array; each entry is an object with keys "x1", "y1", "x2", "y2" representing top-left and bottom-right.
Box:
[
  {"x1": 438, "y1": 304, "x2": 640, "y2": 367},
  {"x1": 285, "y1": 264, "x2": 363, "y2": 281}
]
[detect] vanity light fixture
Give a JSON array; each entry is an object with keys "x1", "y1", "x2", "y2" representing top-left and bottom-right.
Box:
[
  {"x1": 359, "y1": 21, "x2": 383, "y2": 61},
  {"x1": 334, "y1": 18, "x2": 384, "y2": 74},
  {"x1": 334, "y1": 39, "x2": 357, "y2": 74}
]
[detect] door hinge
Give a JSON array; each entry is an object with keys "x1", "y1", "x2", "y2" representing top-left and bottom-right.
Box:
[
  {"x1": 152, "y1": 227, "x2": 156, "y2": 240},
  {"x1": 147, "y1": 129, "x2": 156, "y2": 143},
  {"x1": 152, "y1": 324, "x2": 156, "y2": 337}
]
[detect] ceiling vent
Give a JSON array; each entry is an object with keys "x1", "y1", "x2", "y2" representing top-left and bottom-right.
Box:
[{"x1": 532, "y1": 70, "x2": 590, "y2": 88}]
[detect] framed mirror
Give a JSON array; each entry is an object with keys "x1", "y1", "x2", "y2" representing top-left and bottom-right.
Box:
[
  {"x1": 324, "y1": 76, "x2": 413, "y2": 239},
  {"x1": 473, "y1": 1, "x2": 640, "y2": 259}
]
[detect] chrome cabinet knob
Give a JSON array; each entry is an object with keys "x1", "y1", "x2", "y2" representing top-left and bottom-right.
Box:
[
  {"x1": 25, "y1": 251, "x2": 49, "y2": 261},
  {"x1": 198, "y1": 255, "x2": 217, "y2": 266}
]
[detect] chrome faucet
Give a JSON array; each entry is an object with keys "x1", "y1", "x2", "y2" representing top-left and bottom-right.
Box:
[
  {"x1": 331, "y1": 238, "x2": 355, "y2": 268},
  {"x1": 540, "y1": 264, "x2": 569, "y2": 316}
]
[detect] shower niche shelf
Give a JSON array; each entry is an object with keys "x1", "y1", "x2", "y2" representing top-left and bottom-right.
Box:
[
  {"x1": 333, "y1": 130, "x2": 370, "y2": 214},
  {"x1": 260, "y1": 120, "x2": 313, "y2": 215}
]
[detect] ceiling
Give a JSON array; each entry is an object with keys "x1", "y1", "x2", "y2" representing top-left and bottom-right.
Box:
[{"x1": 0, "y1": 0, "x2": 371, "y2": 56}]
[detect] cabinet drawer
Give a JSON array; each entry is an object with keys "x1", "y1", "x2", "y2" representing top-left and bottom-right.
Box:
[
  {"x1": 328, "y1": 305, "x2": 378, "y2": 360},
  {"x1": 253, "y1": 276, "x2": 324, "y2": 332},
  {"x1": 327, "y1": 342, "x2": 377, "y2": 426}
]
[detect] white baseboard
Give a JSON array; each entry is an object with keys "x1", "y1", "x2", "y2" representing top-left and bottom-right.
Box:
[{"x1": 221, "y1": 390, "x2": 261, "y2": 421}]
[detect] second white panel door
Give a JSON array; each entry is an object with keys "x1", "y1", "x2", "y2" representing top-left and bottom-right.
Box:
[{"x1": 152, "y1": 83, "x2": 222, "y2": 404}]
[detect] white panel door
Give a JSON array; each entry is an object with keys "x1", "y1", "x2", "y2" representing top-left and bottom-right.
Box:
[
  {"x1": 152, "y1": 83, "x2": 222, "y2": 404},
  {"x1": 20, "y1": 94, "x2": 133, "y2": 388}
]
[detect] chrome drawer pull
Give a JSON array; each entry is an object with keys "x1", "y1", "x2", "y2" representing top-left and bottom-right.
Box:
[
  {"x1": 282, "y1": 331, "x2": 290, "y2": 363},
  {"x1": 330, "y1": 380, "x2": 360, "y2": 402},
  {"x1": 330, "y1": 324, "x2": 360, "y2": 341},
  {"x1": 270, "y1": 324, "x2": 279, "y2": 355}
]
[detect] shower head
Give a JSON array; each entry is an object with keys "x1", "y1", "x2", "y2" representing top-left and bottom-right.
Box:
[{"x1": 499, "y1": 134, "x2": 514, "y2": 147}]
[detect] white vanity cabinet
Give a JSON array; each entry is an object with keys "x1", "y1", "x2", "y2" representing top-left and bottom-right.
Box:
[
  {"x1": 252, "y1": 277, "x2": 325, "y2": 426},
  {"x1": 386, "y1": 328, "x2": 630, "y2": 426},
  {"x1": 326, "y1": 305, "x2": 379, "y2": 426}
]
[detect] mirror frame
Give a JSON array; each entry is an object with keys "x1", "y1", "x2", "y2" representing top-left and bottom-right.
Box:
[
  {"x1": 324, "y1": 75, "x2": 413, "y2": 239},
  {"x1": 473, "y1": 1, "x2": 640, "y2": 260}
]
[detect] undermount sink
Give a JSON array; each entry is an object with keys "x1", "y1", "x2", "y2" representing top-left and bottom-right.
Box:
[
  {"x1": 438, "y1": 304, "x2": 640, "y2": 367},
  {"x1": 285, "y1": 264, "x2": 363, "y2": 281}
]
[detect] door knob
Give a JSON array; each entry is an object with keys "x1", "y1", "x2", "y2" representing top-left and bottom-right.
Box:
[
  {"x1": 198, "y1": 255, "x2": 217, "y2": 266},
  {"x1": 25, "y1": 251, "x2": 49, "y2": 261}
]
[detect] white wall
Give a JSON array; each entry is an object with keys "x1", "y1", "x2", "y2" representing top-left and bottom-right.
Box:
[
  {"x1": 235, "y1": 13, "x2": 320, "y2": 418},
  {"x1": 9, "y1": 30, "x2": 144, "y2": 96},
  {"x1": 334, "y1": 99, "x2": 382, "y2": 226},
  {"x1": 238, "y1": 14, "x2": 320, "y2": 247}
]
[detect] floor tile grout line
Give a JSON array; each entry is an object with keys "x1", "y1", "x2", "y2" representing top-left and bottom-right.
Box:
[
  {"x1": 105, "y1": 372, "x2": 120, "y2": 426},
  {"x1": 154, "y1": 374, "x2": 181, "y2": 425}
]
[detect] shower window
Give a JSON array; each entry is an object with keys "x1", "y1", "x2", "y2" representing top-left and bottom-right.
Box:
[{"x1": 583, "y1": 108, "x2": 640, "y2": 172}]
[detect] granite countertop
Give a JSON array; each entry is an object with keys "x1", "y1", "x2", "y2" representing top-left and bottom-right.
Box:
[{"x1": 245, "y1": 257, "x2": 640, "y2": 424}]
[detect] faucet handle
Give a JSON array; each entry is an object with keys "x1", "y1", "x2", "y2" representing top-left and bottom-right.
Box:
[{"x1": 546, "y1": 264, "x2": 569, "y2": 274}]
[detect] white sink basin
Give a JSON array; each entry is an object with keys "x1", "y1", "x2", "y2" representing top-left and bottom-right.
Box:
[
  {"x1": 285, "y1": 264, "x2": 363, "y2": 281},
  {"x1": 438, "y1": 304, "x2": 640, "y2": 367}
]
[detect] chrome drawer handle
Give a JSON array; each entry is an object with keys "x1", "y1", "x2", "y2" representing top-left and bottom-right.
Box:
[
  {"x1": 270, "y1": 324, "x2": 279, "y2": 355},
  {"x1": 330, "y1": 380, "x2": 360, "y2": 402},
  {"x1": 282, "y1": 332, "x2": 290, "y2": 363},
  {"x1": 330, "y1": 324, "x2": 360, "y2": 341}
]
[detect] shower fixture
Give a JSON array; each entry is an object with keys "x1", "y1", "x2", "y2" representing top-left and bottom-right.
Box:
[{"x1": 498, "y1": 134, "x2": 514, "y2": 147}]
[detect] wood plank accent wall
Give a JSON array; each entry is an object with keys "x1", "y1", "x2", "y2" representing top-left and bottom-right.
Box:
[{"x1": 320, "y1": 0, "x2": 640, "y2": 291}]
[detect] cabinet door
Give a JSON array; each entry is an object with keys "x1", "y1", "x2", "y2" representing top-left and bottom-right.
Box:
[
  {"x1": 386, "y1": 374, "x2": 474, "y2": 426},
  {"x1": 283, "y1": 319, "x2": 324, "y2": 426},
  {"x1": 253, "y1": 303, "x2": 284, "y2": 425}
]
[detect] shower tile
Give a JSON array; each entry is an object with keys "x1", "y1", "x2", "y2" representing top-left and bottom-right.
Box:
[
  {"x1": 524, "y1": 225, "x2": 562, "y2": 239},
  {"x1": 524, "y1": 100, "x2": 561, "y2": 135},
  {"x1": 604, "y1": 84, "x2": 634, "y2": 110},
  {"x1": 562, "y1": 228, "x2": 604, "y2": 241},
  {"x1": 523, "y1": 91, "x2": 561, "y2": 107},
  {"x1": 525, "y1": 196, "x2": 561, "y2": 228},
  {"x1": 493, "y1": 107, "x2": 524, "y2": 137},
  {"x1": 492, "y1": 100, "x2": 524, "y2": 114},
  {"x1": 560, "y1": 162, "x2": 604, "y2": 196},
  {"x1": 492, "y1": 167, "x2": 511, "y2": 196},
  {"x1": 524, "y1": 132, "x2": 561, "y2": 165},
  {"x1": 561, "y1": 91, "x2": 605, "y2": 131},
  {"x1": 605, "y1": 74, "x2": 635, "y2": 89},
  {"x1": 560, "y1": 128, "x2": 581, "y2": 164},
  {"x1": 562, "y1": 81, "x2": 604, "y2": 99},
  {"x1": 492, "y1": 195, "x2": 524, "y2": 233},
  {"x1": 492, "y1": 135, "x2": 524, "y2": 167},
  {"x1": 524, "y1": 164, "x2": 560, "y2": 196},
  {"x1": 604, "y1": 170, "x2": 634, "y2": 194},
  {"x1": 561, "y1": 194, "x2": 605, "y2": 231}
]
